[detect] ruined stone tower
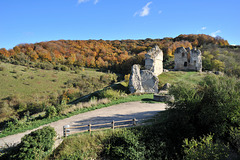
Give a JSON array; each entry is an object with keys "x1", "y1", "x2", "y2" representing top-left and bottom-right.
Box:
[
  {"x1": 145, "y1": 45, "x2": 163, "y2": 76},
  {"x1": 129, "y1": 45, "x2": 163, "y2": 93},
  {"x1": 174, "y1": 47, "x2": 202, "y2": 72}
]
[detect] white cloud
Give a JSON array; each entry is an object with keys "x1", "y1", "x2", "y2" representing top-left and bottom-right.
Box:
[
  {"x1": 158, "y1": 10, "x2": 162, "y2": 14},
  {"x1": 201, "y1": 27, "x2": 207, "y2": 30},
  {"x1": 140, "y1": 2, "x2": 152, "y2": 16},
  {"x1": 211, "y1": 30, "x2": 221, "y2": 37},
  {"x1": 78, "y1": 0, "x2": 89, "y2": 4},
  {"x1": 78, "y1": 0, "x2": 99, "y2": 4},
  {"x1": 94, "y1": 0, "x2": 99, "y2": 4},
  {"x1": 134, "y1": 2, "x2": 152, "y2": 17}
]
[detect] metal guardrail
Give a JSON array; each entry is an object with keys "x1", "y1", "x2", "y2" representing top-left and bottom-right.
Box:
[{"x1": 63, "y1": 118, "x2": 138, "y2": 137}]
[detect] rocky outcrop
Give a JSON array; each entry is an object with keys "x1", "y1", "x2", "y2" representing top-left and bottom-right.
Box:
[
  {"x1": 129, "y1": 65, "x2": 144, "y2": 93},
  {"x1": 129, "y1": 64, "x2": 159, "y2": 93},
  {"x1": 145, "y1": 45, "x2": 163, "y2": 76},
  {"x1": 140, "y1": 70, "x2": 159, "y2": 93}
]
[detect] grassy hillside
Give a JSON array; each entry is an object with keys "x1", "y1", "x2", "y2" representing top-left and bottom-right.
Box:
[
  {"x1": 0, "y1": 62, "x2": 117, "y2": 122},
  {"x1": 0, "y1": 63, "x2": 98, "y2": 101}
]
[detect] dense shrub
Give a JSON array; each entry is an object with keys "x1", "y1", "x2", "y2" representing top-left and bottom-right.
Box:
[
  {"x1": 167, "y1": 75, "x2": 240, "y2": 155},
  {"x1": 102, "y1": 129, "x2": 145, "y2": 160},
  {"x1": 132, "y1": 125, "x2": 168, "y2": 160},
  {"x1": 45, "y1": 105, "x2": 57, "y2": 118},
  {"x1": 183, "y1": 134, "x2": 229, "y2": 160},
  {"x1": 228, "y1": 127, "x2": 240, "y2": 153},
  {"x1": 3, "y1": 126, "x2": 56, "y2": 160},
  {"x1": 26, "y1": 102, "x2": 45, "y2": 114}
]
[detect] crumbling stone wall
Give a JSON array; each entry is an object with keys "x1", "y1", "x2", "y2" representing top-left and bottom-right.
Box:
[
  {"x1": 174, "y1": 47, "x2": 202, "y2": 71},
  {"x1": 145, "y1": 45, "x2": 163, "y2": 76},
  {"x1": 129, "y1": 45, "x2": 163, "y2": 93},
  {"x1": 129, "y1": 64, "x2": 159, "y2": 93}
]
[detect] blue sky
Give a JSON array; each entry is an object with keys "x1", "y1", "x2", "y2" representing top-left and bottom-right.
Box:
[{"x1": 0, "y1": 0, "x2": 239, "y2": 49}]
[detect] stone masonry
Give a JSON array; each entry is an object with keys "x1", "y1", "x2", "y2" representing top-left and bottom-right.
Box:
[
  {"x1": 129, "y1": 64, "x2": 159, "y2": 93},
  {"x1": 129, "y1": 45, "x2": 163, "y2": 93},
  {"x1": 174, "y1": 47, "x2": 202, "y2": 72},
  {"x1": 145, "y1": 45, "x2": 163, "y2": 76}
]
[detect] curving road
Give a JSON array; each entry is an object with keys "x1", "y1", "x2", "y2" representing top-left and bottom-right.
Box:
[{"x1": 0, "y1": 101, "x2": 166, "y2": 148}]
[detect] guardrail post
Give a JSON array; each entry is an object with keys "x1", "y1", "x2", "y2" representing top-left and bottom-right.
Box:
[
  {"x1": 63, "y1": 125, "x2": 70, "y2": 137},
  {"x1": 133, "y1": 118, "x2": 137, "y2": 126},
  {"x1": 88, "y1": 123, "x2": 91, "y2": 134},
  {"x1": 112, "y1": 120, "x2": 115, "y2": 131}
]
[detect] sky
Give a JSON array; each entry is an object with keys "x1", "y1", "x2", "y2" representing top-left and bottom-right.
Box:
[{"x1": 0, "y1": 0, "x2": 239, "y2": 49}]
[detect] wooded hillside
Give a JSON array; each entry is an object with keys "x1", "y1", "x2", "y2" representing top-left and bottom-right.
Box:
[{"x1": 0, "y1": 34, "x2": 229, "y2": 74}]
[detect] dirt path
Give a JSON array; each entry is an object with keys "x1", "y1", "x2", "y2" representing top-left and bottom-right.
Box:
[{"x1": 0, "y1": 101, "x2": 166, "y2": 148}]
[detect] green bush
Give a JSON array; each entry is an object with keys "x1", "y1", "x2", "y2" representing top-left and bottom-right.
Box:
[
  {"x1": 183, "y1": 134, "x2": 229, "y2": 160},
  {"x1": 45, "y1": 105, "x2": 57, "y2": 118},
  {"x1": 61, "y1": 65, "x2": 69, "y2": 71},
  {"x1": 27, "y1": 102, "x2": 45, "y2": 114},
  {"x1": 102, "y1": 129, "x2": 145, "y2": 160},
  {"x1": 40, "y1": 62, "x2": 53, "y2": 70},
  {"x1": 8, "y1": 126, "x2": 56, "y2": 160},
  {"x1": 0, "y1": 102, "x2": 14, "y2": 121},
  {"x1": 228, "y1": 127, "x2": 240, "y2": 153},
  {"x1": 98, "y1": 89, "x2": 125, "y2": 100},
  {"x1": 0, "y1": 66, "x2": 5, "y2": 71},
  {"x1": 132, "y1": 125, "x2": 168, "y2": 160},
  {"x1": 74, "y1": 69, "x2": 81, "y2": 74}
]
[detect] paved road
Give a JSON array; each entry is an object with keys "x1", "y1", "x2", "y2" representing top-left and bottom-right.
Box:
[{"x1": 0, "y1": 101, "x2": 166, "y2": 148}]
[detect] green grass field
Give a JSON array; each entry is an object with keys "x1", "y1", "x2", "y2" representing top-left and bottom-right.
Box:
[
  {"x1": 158, "y1": 71, "x2": 206, "y2": 88},
  {"x1": 0, "y1": 62, "x2": 111, "y2": 103}
]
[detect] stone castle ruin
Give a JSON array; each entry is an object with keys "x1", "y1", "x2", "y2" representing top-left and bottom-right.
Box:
[
  {"x1": 145, "y1": 45, "x2": 163, "y2": 76},
  {"x1": 129, "y1": 45, "x2": 162, "y2": 93},
  {"x1": 174, "y1": 47, "x2": 202, "y2": 72},
  {"x1": 129, "y1": 46, "x2": 202, "y2": 94}
]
